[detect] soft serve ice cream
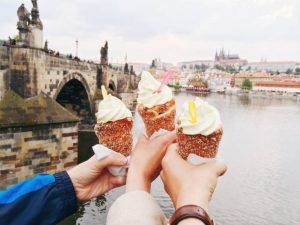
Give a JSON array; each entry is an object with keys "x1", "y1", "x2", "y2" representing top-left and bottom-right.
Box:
[
  {"x1": 137, "y1": 71, "x2": 176, "y2": 137},
  {"x1": 179, "y1": 98, "x2": 222, "y2": 136},
  {"x1": 137, "y1": 71, "x2": 173, "y2": 108},
  {"x1": 96, "y1": 95, "x2": 132, "y2": 123},
  {"x1": 177, "y1": 98, "x2": 223, "y2": 159},
  {"x1": 94, "y1": 95, "x2": 133, "y2": 156}
]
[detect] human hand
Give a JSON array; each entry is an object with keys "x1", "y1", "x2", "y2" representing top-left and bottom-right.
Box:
[
  {"x1": 126, "y1": 132, "x2": 176, "y2": 193},
  {"x1": 160, "y1": 144, "x2": 227, "y2": 212},
  {"x1": 67, "y1": 155, "x2": 127, "y2": 201}
]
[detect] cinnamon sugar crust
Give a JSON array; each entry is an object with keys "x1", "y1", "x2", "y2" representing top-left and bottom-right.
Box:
[
  {"x1": 177, "y1": 127, "x2": 223, "y2": 159},
  {"x1": 94, "y1": 118, "x2": 133, "y2": 157},
  {"x1": 137, "y1": 99, "x2": 176, "y2": 137}
]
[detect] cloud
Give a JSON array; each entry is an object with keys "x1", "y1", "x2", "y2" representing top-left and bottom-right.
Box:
[{"x1": 0, "y1": 0, "x2": 299, "y2": 63}]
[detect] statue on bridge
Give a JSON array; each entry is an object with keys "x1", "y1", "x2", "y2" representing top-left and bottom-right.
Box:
[
  {"x1": 17, "y1": 4, "x2": 31, "y2": 46},
  {"x1": 31, "y1": 0, "x2": 43, "y2": 29},
  {"x1": 32, "y1": 0, "x2": 38, "y2": 9},
  {"x1": 101, "y1": 41, "x2": 108, "y2": 65},
  {"x1": 17, "y1": 4, "x2": 31, "y2": 30}
]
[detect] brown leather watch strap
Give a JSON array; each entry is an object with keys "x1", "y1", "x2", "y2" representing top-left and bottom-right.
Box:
[{"x1": 169, "y1": 205, "x2": 214, "y2": 225}]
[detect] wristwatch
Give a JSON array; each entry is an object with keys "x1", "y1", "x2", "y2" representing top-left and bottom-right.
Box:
[{"x1": 169, "y1": 205, "x2": 214, "y2": 225}]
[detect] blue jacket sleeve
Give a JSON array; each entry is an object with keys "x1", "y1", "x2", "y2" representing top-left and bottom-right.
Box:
[{"x1": 0, "y1": 171, "x2": 78, "y2": 225}]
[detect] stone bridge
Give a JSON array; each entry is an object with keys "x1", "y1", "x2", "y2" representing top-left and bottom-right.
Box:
[
  {"x1": 0, "y1": 44, "x2": 139, "y2": 124},
  {"x1": 0, "y1": 0, "x2": 139, "y2": 124},
  {"x1": 0, "y1": 0, "x2": 140, "y2": 189}
]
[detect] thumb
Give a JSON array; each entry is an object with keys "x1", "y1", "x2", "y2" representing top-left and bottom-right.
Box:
[
  {"x1": 162, "y1": 143, "x2": 187, "y2": 172},
  {"x1": 132, "y1": 133, "x2": 149, "y2": 153},
  {"x1": 154, "y1": 131, "x2": 177, "y2": 149},
  {"x1": 90, "y1": 154, "x2": 128, "y2": 171},
  {"x1": 203, "y1": 161, "x2": 228, "y2": 177},
  {"x1": 109, "y1": 175, "x2": 126, "y2": 187}
]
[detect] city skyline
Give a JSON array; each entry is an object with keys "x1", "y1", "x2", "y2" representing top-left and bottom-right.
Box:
[{"x1": 1, "y1": 0, "x2": 300, "y2": 64}]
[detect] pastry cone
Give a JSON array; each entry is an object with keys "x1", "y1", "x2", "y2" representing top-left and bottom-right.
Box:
[
  {"x1": 176, "y1": 97, "x2": 223, "y2": 159},
  {"x1": 138, "y1": 99, "x2": 176, "y2": 137},
  {"x1": 177, "y1": 126, "x2": 223, "y2": 159},
  {"x1": 137, "y1": 71, "x2": 175, "y2": 137},
  {"x1": 94, "y1": 118, "x2": 133, "y2": 157},
  {"x1": 95, "y1": 93, "x2": 133, "y2": 156}
]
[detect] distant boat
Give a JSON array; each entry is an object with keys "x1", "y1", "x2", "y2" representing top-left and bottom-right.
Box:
[
  {"x1": 185, "y1": 86, "x2": 210, "y2": 93},
  {"x1": 216, "y1": 89, "x2": 225, "y2": 94}
]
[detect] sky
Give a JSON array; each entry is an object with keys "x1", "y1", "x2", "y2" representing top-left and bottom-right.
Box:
[{"x1": 1, "y1": 0, "x2": 300, "y2": 64}]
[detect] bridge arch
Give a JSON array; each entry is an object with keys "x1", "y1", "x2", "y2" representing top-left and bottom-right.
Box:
[{"x1": 54, "y1": 73, "x2": 94, "y2": 123}]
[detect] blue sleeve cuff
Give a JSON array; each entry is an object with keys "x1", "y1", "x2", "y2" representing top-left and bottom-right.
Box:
[{"x1": 54, "y1": 171, "x2": 78, "y2": 217}]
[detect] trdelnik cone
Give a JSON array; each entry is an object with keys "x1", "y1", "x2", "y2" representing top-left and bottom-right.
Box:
[
  {"x1": 177, "y1": 98, "x2": 223, "y2": 159},
  {"x1": 94, "y1": 86, "x2": 133, "y2": 157},
  {"x1": 137, "y1": 71, "x2": 176, "y2": 137}
]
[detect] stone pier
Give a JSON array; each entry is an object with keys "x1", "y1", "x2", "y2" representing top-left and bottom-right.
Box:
[{"x1": 0, "y1": 91, "x2": 80, "y2": 190}]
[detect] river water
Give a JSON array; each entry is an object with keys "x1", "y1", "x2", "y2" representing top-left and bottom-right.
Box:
[{"x1": 59, "y1": 92, "x2": 300, "y2": 225}]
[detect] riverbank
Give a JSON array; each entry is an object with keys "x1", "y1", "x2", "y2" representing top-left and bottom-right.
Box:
[{"x1": 172, "y1": 88, "x2": 300, "y2": 101}]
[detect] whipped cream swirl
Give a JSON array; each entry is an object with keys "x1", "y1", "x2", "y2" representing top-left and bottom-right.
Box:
[
  {"x1": 179, "y1": 98, "x2": 222, "y2": 136},
  {"x1": 96, "y1": 95, "x2": 132, "y2": 123},
  {"x1": 137, "y1": 71, "x2": 173, "y2": 108}
]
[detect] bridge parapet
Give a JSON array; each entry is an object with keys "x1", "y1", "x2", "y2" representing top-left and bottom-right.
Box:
[{"x1": 0, "y1": 44, "x2": 139, "y2": 123}]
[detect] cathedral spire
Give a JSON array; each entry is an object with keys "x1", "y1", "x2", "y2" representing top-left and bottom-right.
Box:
[{"x1": 215, "y1": 50, "x2": 219, "y2": 61}]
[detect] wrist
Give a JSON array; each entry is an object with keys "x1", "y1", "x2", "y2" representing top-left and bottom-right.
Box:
[
  {"x1": 176, "y1": 194, "x2": 209, "y2": 212},
  {"x1": 54, "y1": 171, "x2": 78, "y2": 215},
  {"x1": 67, "y1": 169, "x2": 83, "y2": 201},
  {"x1": 178, "y1": 219, "x2": 205, "y2": 225},
  {"x1": 126, "y1": 168, "x2": 151, "y2": 193}
]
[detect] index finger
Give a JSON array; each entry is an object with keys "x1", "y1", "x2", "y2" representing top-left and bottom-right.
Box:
[{"x1": 153, "y1": 131, "x2": 177, "y2": 147}]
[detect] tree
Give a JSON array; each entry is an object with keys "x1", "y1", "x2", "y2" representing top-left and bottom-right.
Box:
[
  {"x1": 174, "y1": 81, "x2": 181, "y2": 91},
  {"x1": 241, "y1": 79, "x2": 253, "y2": 90},
  {"x1": 13, "y1": 34, "x2": 20, "y2": 41},
  {"x1": 214, "y1": 64, "x2": 225, "y2": 71},
  {"x1": 226, "y1": 65, "x2": 237, "y2": 74},
  {"x1": 286, "y1": 68, "x2": 293, "y2": 74},
  {"x1": 200, "y1": 64, "x2": 209, "y2": 72},
  {"x1": 194, "y1": 64, "x2": 200, "y2": 71}
]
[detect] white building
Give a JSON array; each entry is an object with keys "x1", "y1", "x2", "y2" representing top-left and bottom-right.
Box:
[
  {"x1": 177, "y1": 60, "x2": 214, "y2": 70},
  {"x1": 244, "y1": 61, "x2": 298, "y2": 73}
]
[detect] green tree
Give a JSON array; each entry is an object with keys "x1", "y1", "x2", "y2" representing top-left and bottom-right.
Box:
[
  {"x1": 174, "y1": 81, "x2": 181, "y2": 91},
  {"x1": 194, "y1": 64, "x2": 200, "y2": 71},
  {"x1": 200, "y1": 64, "x2": 209, "y2": 72},
  {"x1": 214, "y1": 64, "x2": 225, "y2": 71},
  {"x1": 286, "y1": 68, "x2": 293, "y2": 74},
  {"x1": 241, "y1": 79, "x2": 253, "y2": 90},
  {"x1": 13, "y1": 34, "x2": 20, "y2": 41}
]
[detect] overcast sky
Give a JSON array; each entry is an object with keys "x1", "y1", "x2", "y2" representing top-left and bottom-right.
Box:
[{"x1": 1, "y1": 0, "x2": 299, "y2": 64}]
